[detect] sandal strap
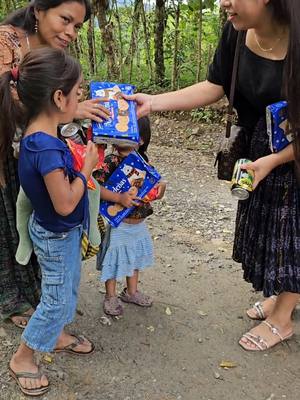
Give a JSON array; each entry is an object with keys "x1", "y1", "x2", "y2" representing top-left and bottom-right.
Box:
[
  {"x1": 253, "y1": 302, "x2": 265, "y2": 320},
  {"x1": 242, "y1": 333, "x2": 268, "y2": 350},
  {"x1": 13, "y1": 370, "x2": 43, "y2": 379},
  {"x1": 64, "y1": 334, "x2": 84, "y2": 350},
  {"x1": 262, "y1": 321, "x2": 284, "y2": 341}
]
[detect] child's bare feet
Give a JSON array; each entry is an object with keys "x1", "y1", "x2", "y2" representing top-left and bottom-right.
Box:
[{"x1": 246, "y1": 296, "x2": 277, "y2": 320}]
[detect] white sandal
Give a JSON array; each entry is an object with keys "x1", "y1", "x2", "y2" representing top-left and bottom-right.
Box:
[
  {"x1": 246, "y1": 296, "x2": 277, "y2": 320},
  {"x1": 239, "y1": 320, "x2": 293, "y2": 352}
]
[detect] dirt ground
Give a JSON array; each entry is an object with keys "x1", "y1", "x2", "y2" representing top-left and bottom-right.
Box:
[{"x1": 1, "y1": 115, "x2": 300, "y2": 400}]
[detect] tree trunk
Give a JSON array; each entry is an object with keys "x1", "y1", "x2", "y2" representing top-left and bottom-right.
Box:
[
  {"x1": 112, "y1": 0, "x2": 124, "y2": 80},
  {"x1": 87, "y1": 15, "x2": 96, "y2": 75},
  {"x1": 140, "y1": 1, "x2": 153, "y2": 82},
  {"x1": 125, "y1": 0, "x2": 142, "y2": 71},
  {"x1": 95, "y1": 0, "x2": 119, "y2": 80},
  {"x1": 195, "y1": 0, "x2": 203, "y2": 82},
  {"x1": 171, "y1": 1, "x2": 181, "y2": 90},
  {"x1": 219, "y1": 7, "x2": 227, "y2": 37},
  {"x1": 154, "y1": 0, "x2": 166, "y2": 86}
]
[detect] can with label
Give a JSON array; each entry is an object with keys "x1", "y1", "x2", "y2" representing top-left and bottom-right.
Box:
[
  {"x1": 60, "y1": 122, "x2": 84, "y2": 144},
  {"x1": 231, "y1": 158, "x2": 254, "y2": 200}
]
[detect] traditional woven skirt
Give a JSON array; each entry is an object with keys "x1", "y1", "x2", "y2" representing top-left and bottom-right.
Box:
[
  {"x1": 100, "y1": 221, "x2": 154, "y2": 282},
  {"x1": 0, "y1": 149, "x2": 40, "y2": 320},
  {"x1": 233, "y1": 118, "x2": 300, "y2": 296}
]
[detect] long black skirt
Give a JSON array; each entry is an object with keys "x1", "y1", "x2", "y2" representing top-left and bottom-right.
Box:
[{"x1": 233, "y1": 118, "x2": 300, "y2": 297}]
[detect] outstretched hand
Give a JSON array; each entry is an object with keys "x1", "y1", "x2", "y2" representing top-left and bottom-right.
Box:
[{"x1": 122, "y1": 93, "x2": 153, "y2": 119}]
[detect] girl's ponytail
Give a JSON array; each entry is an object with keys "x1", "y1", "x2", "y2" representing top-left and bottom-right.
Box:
[{"x1": 0, "y1": 70, "x2": 24, "y2": 186}]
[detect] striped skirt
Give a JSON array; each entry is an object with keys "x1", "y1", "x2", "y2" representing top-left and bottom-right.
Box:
[{"x1": 100, "y1": 221, "x2": 154, "y2": 282}]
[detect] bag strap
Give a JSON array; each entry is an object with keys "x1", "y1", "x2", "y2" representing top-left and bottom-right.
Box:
[{"x1": 225, "y1": 31, "x2": 244, "y2": 138}]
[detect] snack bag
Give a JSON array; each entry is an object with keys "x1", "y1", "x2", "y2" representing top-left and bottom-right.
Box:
[
  {"x1": 90, "y1": 81, "x2": 139, "y2": 146},
  {"x1": 66, "y1": 139, "x2": 105, "y2": 190},
  {"x1": 100, "y1": 151, "x2": 161, "y2": 227},
  {"x1": 266, "y1": 101, "x2": 292, "y2": 152}
]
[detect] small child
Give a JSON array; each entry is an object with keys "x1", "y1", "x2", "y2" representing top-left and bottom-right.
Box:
[
  {"x1": 0, "y1": 48, "x2": 99, "y2": 396},
  {"x1": 93, "y1": 116, "x2": 166, "y2": 316}
]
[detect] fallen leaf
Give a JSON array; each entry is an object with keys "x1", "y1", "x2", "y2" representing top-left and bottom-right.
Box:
[
  {"x1": 165, "y1": 307, "x2": 172, "y2": 316},
  {"x1": 220, "y1": 361, "x2": 237, "y2": 369},
  {"x1": 100, "y1": 316, "x2": 112, "y2": 326},
  {"x1": 43, "y1": 355, "x2": 53, "y2": 363},
  {"x1": 147, "y1": 325, "x2": 155, "y2": 332},
  {"x1": 198, "y1": 310, "x2": 208, "y2": 317}
]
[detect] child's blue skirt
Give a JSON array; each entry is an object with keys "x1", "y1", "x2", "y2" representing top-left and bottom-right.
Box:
[{"x1": 100, "y1": 221, "x2": 154, "y2": 282}]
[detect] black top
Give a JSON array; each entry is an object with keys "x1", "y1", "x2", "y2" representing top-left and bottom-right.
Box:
[{"x1": 208, "y1": 22, "x2": 285, "y2": 131}]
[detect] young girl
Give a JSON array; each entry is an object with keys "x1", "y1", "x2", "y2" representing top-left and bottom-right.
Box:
[
  {"x1": 0, "y1": 48, "x2": 99, "y2": 396},
  {"x1": 94, "y1": 116, "x2": 166, "y2": 316}
]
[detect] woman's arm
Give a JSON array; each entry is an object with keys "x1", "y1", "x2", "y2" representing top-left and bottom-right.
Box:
[
  {"x1": 44, "y1": 141, "x2": 99, "y2": 216},
  {"x1": 124, "y1": 80, "x2": 224, "y2": 118},
  {"x1": 242, "y1": 144, "x2": 295, "y2": 189}
]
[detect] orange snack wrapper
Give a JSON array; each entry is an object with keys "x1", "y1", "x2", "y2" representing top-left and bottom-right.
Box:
[{"x1": 66, "y1": 139, "x2": 104, "y2": 190}]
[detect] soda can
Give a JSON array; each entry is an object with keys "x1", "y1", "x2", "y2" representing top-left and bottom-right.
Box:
[
  {"x1": 60, "y1": 122, "x2": 84, "y2": 144},
  {"x1": 231, "y1": 158, "x2": 254, "y2": 200}
]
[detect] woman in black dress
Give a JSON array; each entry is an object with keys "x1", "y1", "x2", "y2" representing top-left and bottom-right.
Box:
[{"x1": 126, "y1": 0, "x2": 300, "y2": 351}]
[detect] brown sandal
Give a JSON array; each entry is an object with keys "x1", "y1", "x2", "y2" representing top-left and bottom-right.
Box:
[
  {"x1": 120, "y1": 288, "x2": 153, "y2": 307},
  {"x1": 9, "y1": 366, "x2": 50, "y2": 396},
  {"x1": 54, "y1": 334, "x2": 95, "y2": 356}
]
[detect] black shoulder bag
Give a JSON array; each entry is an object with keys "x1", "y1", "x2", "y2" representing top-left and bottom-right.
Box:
[{"x1": 215, "y1": 31, "x2": 249, "y2": 181}]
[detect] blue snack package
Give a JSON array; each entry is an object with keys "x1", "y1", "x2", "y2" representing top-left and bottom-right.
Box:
[
  {"x1": 100, "y1": 151, "x2": 161, "y2": 227},
  {"x1": 266, "y1": 101, "x2": 292, "y2": 152},
  {"x1": 90, "y1": 81, "x2": 139, "y2": 146}
]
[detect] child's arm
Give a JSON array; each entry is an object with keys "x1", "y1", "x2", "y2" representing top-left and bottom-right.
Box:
[
  {"x1": 155, "y1": 181, "x2": 167, "y2": 200},
  {"x1": 44, "y1": 141, "x2": 99, "y2": 216},
  {"x1": 100, "y1": 187, "x2": 140, "y2": 208}
]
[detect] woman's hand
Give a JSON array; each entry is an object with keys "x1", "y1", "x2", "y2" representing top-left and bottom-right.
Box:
[
  {"x1": 241, "y1": 154, "x2": 278, "y2": 189},
  {"x1": 122, "y1": 93, "x2": 153, "y2": 119},
  {"x1": 155, "y1": 181, "x2": 167, "y2": 199},
  {"x1": 75, "y1": 99, "x2": 110, "y2": 122}
]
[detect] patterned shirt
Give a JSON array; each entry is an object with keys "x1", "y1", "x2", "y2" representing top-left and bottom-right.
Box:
[{"x1": 93, "y1": 153, "x2": 153, "y2": 220}]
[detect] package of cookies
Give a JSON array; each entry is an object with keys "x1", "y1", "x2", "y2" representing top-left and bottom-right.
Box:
[
  {"x1": 90, "y1": 81, "x2": 139, "y2": 146},
  {"x1": 266, "y1": 100, "x2": 293, "y2": 152},
  {"x1": 100, "y1": 151, "x2": 161, "y2": 227}
]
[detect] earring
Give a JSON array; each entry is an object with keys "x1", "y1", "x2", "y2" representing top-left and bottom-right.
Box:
[{"x1": 34, "y1": 19, "x2": 38, "y2": 33}]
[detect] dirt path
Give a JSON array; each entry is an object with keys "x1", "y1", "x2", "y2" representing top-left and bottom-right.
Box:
[{"x1": 1, "y1": 117, "x2": 300, "y2": 400}]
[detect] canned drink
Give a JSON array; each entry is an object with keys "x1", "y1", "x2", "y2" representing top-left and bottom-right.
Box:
[
  {"x1": 60, "y1": 122, "x2": 84, "y2": 144},
  {"x1": 231, "y1": 158, "x2": 254, "y2": 200}
]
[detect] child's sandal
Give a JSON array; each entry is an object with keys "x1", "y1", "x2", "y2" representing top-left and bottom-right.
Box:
[
  {"x1": 103, "y1": 295, "x2": 123, "y2": 316},
  {"x1": 120, "y1": 288, "x2": 153, "y2": 307}
]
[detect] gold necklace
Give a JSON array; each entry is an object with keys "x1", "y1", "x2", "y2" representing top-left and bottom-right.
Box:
[{"x1": 254, "y1": 32, "x2": 281, "y2": 53}]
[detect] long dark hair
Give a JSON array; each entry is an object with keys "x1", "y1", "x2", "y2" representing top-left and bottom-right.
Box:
[
  {"x1": 2, "y1": 0, "x2": 91, "y2": 34},
  {"x1": 268, "y1": 0, "x2": 300, "y2": 160},
  {"x1": 0, "y1": 47, "x2": 81, "y2": 184},
  {"x1": 138, "y1": 116, "x2": 152, "y2": 162}
]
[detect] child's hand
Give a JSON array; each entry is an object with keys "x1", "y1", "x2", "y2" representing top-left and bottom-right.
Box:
[
  {"x1": 75, "y1": 98, "x2": 110, "y2": 122},
  {"x1": 83, "y1": 141, "x2": 99, "y2": 170},
  {"x1": 118, "y1": 191, "x2": 140, "y2": 208},
  {"x1": 155, "y1": 181, "x2": 167, "y2": 199}
]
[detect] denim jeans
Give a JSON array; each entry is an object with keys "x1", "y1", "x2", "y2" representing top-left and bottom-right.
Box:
[{"x1": 22, "y1": 215, "x2": 82, "y2": 352}]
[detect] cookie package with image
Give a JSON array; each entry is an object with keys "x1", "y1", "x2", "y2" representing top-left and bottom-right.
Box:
[
  {"x1": 90, "y1": 81, "x2": 140, "y2": 146},
  {"x1": 266, "y1": 100, "x2": 293, "y2": 153},
  {"x1": 100, "y1": 151, "x2": 161, "y2": 227}
]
